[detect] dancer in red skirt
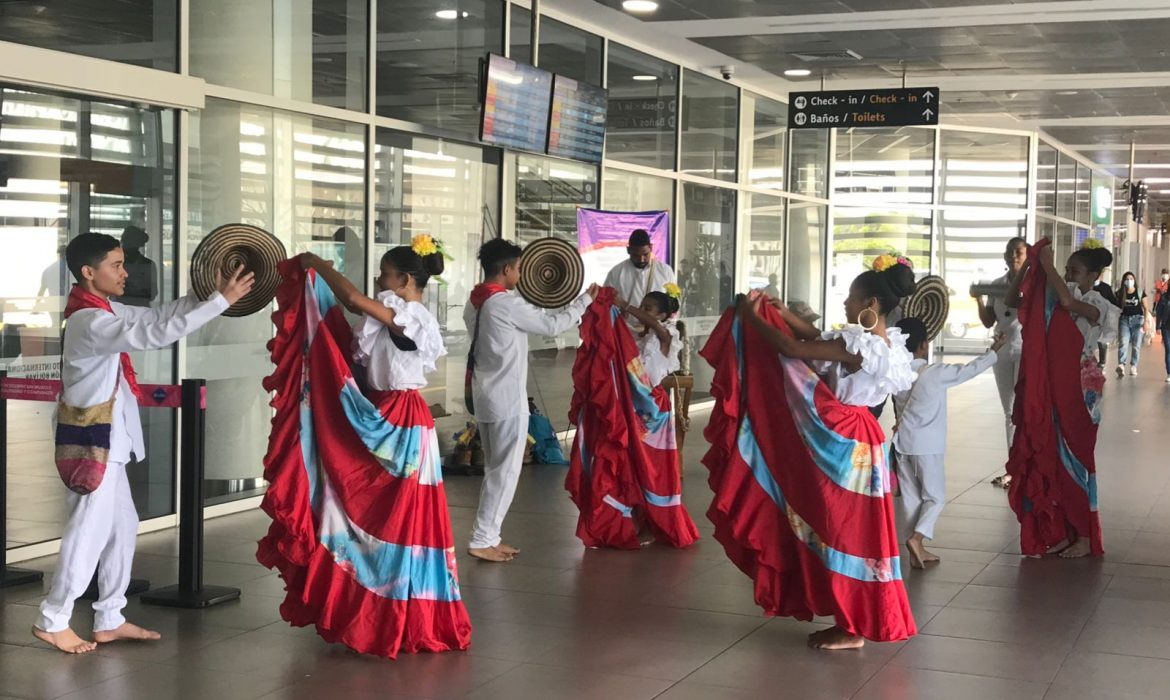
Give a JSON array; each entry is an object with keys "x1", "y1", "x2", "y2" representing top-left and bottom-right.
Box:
[
  {"x1": 566, "y1": 286, "x2": 698, "y2": 549},
  {"x1": 703, "y1": 256, "x2": 918, "y2": 650},
  {"x1": 259, "y1": 236, "x2": 471, "y2": 658},
  {"x1": 1005, "y1": 240, "x2": 1117, "y2": 558}
]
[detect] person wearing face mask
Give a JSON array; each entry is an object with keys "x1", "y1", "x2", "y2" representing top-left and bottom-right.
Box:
[
  {"x1": 1155, "y1": 269, "x2": 1170, "y2": 331},
  {"x1": 603, "y1": 229, "x2": 675, "y2": 328},
  {"x1": 1115, "y1": 271, "x2": 1148, "y2": 377}
]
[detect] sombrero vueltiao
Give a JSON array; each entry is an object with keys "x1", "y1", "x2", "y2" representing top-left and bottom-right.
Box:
[
  {"x1": 903, "y1": 274, "x2": 950, "y2": 342},
  {"x1": 191, "y1": 223, "x2": 287, "y2": 317},
  {"x1": 517, "y1": 237, "x2": 585, "y2": 309}
]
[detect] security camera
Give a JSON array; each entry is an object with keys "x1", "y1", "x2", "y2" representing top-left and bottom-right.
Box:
[{"x1": 719, "y1": 65, "x2": 735, "y2": 80}]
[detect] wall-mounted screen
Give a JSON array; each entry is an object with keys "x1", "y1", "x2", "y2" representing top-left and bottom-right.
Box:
[
  {"x1": 547, "y1": 75, "x2": 607, "y2": 164},
  {"x1": 480, "y1": 54, "x2": 553, "y2": 154}
]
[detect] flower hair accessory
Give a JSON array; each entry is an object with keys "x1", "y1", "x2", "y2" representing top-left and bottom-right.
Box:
[
  {"x1": 1081, "y1": 238, "x2": 1104, "y2": 250},
  {"x1": 872, "y1": 252, "x2": 912, "y2": 272},
  {"x1": 664, "y1": 282, "x2": 682, "y2": 299},
  {"x1": 411, "y1": 234, "x2": 438, "y2": 257}
]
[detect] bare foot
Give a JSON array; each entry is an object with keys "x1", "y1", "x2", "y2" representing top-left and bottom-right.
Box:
[
  {"x1": 991, "y1": 474, "x2": 1012, "y2": 489},
  {"x1": 93, "y1": 622, "x2": 161, "y2": 643},
  {"x1": 1058, "y1": 539, "x2": 1092, "y2": 559},
  {"x1": 807, "y1": 626, "x2": 865, "y2": 650},
  {"x1": 32, "y1": 626, "x2": 97, "y2": 654},
  {"x1": 905, "y1": 539, "x2": 926, "y2": 570},
  {"x1": 468, "y1": 546, "x2": 513, "y2": 562},
  {"x1": 497, "y1": 543, "x2": 521, "y2": 556},
  {"x1": 1044, "y1": 538, "x2": 1071, "y2": 556},
  {"x1": 921, "y1": 547, "x2": 941, "y2": 563}
]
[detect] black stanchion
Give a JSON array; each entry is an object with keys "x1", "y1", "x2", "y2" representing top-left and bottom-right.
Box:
[
  {"x1": 142, "y1": 378, "x2": 240, "y2": 608},
  {"x1": 0, "y1": 369, "x2": 45, "y2": 589}
]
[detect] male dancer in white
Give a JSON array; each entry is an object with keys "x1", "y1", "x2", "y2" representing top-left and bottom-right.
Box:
[
  {"x1": 34, "y1": 232, "x2": 253, "y2": 654},
  {"x1": 464, "y1": 238, "x2": 598, "y2": 562},
  {"x1": 604, "y1": 229, "x2": 674, "y2": 328}
]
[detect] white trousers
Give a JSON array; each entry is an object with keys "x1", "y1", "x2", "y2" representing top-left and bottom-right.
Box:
[
  {"x1": 897, "y1": 453, "x2": 946, "y2": 541},
  {"x1": 993, "y1": 351, "x2": 1020, "y2": 450},
  {"x1": 470, "y1": 416, "x2": 529, "y2": 549},
  {"x1": 37, "y1": 461, "x2": 137, "y2": 633}
]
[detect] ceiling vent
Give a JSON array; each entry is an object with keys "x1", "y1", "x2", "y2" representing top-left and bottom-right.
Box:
[{"x1": 788, "y1": 49, "x2": 863, "y2": 63}]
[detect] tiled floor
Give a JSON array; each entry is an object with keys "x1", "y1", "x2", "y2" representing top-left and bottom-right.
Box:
[{"x1": 4, "y1": 350, "x2": 1170, "y2": 699}]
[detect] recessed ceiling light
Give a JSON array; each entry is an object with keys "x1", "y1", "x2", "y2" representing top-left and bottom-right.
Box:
[
  {"x1": 622, "y1": 0, "x2": 659, "y2": 13},
  {"x1": 632, "y1": 74, "x2": 658, "y2": 81},
  {"x1": 784, "y1": 69, "x2": 812, "y2": 77},
  {"x1": 435, "y1": 9, "x2": 469, "y2": 19}
]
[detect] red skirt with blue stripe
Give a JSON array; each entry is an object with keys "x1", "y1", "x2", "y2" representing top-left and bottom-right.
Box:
[{"x1": 258, "y1": 261, "x2": 471, "y2": 658}]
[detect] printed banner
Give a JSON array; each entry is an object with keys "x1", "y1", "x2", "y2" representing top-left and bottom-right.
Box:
[
  {"x1": 0, "y1": 377, "x2": 205, "y2": 409},
  {"x1": 577, "y1": 208, "x2": 670, "y2": 291}
]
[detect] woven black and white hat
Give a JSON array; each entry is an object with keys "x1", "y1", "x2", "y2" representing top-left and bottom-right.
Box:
[
  {"x1": 903, "y1": 274, "x2": 950, "y2": 342},
  {"x1": 516, "y1": 238, "x2": 585, "y2": 309},
  {"x1": 191, "y1": 223, "x2": 287, "y2": 318}
]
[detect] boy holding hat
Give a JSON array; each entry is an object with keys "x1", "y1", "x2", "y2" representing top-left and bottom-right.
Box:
[
  {"x1": 464, "y1": 239, "x2": 598, "y2": 562},
  {"x1": 34, "y1": 232, "x2": 253, "y2": 654}
]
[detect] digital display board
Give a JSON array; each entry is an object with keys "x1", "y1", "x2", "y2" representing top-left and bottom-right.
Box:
[
  {"x1": 480, "y1": 54, "x2": 553, "y2": 153},
  {"x1": 547, "y1": 75, "x2": 607, "y2": 164}
]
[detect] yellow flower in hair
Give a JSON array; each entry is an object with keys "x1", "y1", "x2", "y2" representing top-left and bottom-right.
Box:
[
  {"x1": 664, "y1": 282, "x2": 682, "y2": 299},
  {"x1": 411, "y1": 234, "x2": 438, "y2": 257},
  {"x1": 872, "y1": 254, "x2": 898, "y2": 272},
  {"x1": 1081, "y1": 238, "x2": 1104, "y2": 250}
]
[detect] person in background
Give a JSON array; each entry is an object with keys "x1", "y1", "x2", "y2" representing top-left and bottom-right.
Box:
[
  {"x1": 604, "y1": 230, "x2": 675, "y2": 326},
  {"x1": 1158, "y1": 285, "x2": 1170, "y2": 382},
  {"x1": 37, "y1": 244, "x2": 71, "y2": 329},
  {"x1": 1154, "y1": 268, "x2": 1169, "y2": 326},
  {"x1": 1116, "y1": 271, "x2": 1147, "y2": 377},
  {"x1": 1093, "y1": 275, "x2": 1120, "y2": 370},
  {"x1": 116, "y1": 226, "x2": 158, "y2": 308},
  {"x1": 762, "y1": 273, "x2": 780, "y2": 300}
]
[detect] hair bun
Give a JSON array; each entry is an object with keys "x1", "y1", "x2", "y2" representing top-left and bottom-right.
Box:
[
  {"x1": 1091, "y1": 248, "x2": 1113, "y2": 270},
  {"x1": 880, "y1": 263, "x2": 916, "y2": 298},
  {"x1": 423, "y1": 251, "x2": 444, "y2": 277}
]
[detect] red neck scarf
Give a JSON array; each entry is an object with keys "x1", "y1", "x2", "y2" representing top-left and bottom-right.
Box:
[
  {"x1": 64, "y1": 285, "x2": 143, "y2": 400},
  {"x1": 470, "y1": 282, "x2": 507, "y2": 309}
]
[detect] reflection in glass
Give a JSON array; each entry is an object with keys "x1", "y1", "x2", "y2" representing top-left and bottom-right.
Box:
[
  {"x1": 677, "y1": 183, "x2": 735, "y2": 397},
  {"x1": 188, "y1": 99, "x2": 366, "y2": 504},
  {"x1": 605, "y1": 43, "x2": 678, "y2": 170},
  {"x1": 1075, "y1": 162, "x2": 1091, "y2": 224},
  {"x1": 0, "y1": 1, "x2": 177, "y2": 71},
  {"x1": 744, "y1": 193, "x2": 784, "y2": 292},
  {"x1": 745, "y1": 93, "x2": 786, "y2": 190},
  {"x1": 190, "y1": 0, "x2": 368, "y2": 111},
  {"x1": 602, "y1": 169, "x2": 673, "y2": 214},
  {"x1": 786, "y1": 202, "x2": 826, "y2": 324},
  {"x1": 1036, "y1": 142, "x2": 1057, "y2": 216},
  {"x1": 789, "y1": 129, "x2": 828, "y2": 198},
  {"x1": 1057, "y1": 152, "x2": 1076, "y2": 221},
  {"x1": 376, "y1": 0, "x2": 504, "y2": 138},
  {"x1": 1, "y1": 88, "x2": 176, "y2": 547},
  {"x1": 510, "y1": 5, "x2": 532, "y2": 65},
  {"x1": 514, "y1": 154, "x2": 598, "y2": 245},
  {"x1": 534, "y1": 17, "x2": 602, "y2": 84},
  {"x1": 679, "y1": 70, "x2": 737, "y2": 182}
]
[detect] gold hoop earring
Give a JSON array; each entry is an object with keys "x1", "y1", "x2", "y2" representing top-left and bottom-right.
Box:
[{"x1": 858, "y1": 307, "x2": 879, "y2": 331}]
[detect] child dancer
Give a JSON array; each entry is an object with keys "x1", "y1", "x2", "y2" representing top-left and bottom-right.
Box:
[
  {"x1": 565, "y1": 286, "x2": 699, "y2": 549},
  {"x1": 260, "y1": 238, "x2": 471, "y2": 658},
  {"x1": 1005, "y1": 240, "x2": 1117, "y2": 559},
  {"x1": 465, "y1": 239, "x2": 599, "y2": 562},
  {"x1": 36, "y1": 233, "x2": 253, "y2": 654},
  {"x1": 892, "y1": 317, "x2": 1002, "y2": 569},
  {"x1": 704, "y1": 254, "x2": 918, "y2": 651},
  {"x1": 974, "y1": 237, "x2": 1026, "y2": 488}
]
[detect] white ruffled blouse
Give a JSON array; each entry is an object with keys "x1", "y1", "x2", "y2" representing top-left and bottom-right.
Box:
[
  {"x1": 352, "y1": 291, "x2": 446, "y2": 391},
  {"x1": 810, "y1": 325, "x2": 916, "y2": 407},
  {"x1": 1067, "y1": 282, "x2": 1119, "y2": 357},
  {"x1": 638, "y1": 321, "x2": 682, "y2": 387}
]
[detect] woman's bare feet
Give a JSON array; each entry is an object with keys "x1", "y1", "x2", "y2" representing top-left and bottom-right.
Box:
[
  {"x1": 32, "y1": 626, "x2": 97, "y2": 654},
  {"x1": 905, "y1": 539, "x2": 926, "y2": 570},
  {"x1": 807, "y1": 626, "x2": 865, "y2": 650},
  {"x1": 468, "y1": 546, "x2": 513, "y2": 562},
  {"x1": 93, "y1": 622, "x2": 161, "y2": 644},
  {"x1": 1044, "y1": 538, "x2": 1071, "y2": 556},
  {"x1": 1058, "y1": 538, "x2": 1091, "y2": 559},
  {"x1": 991, "y1": 474, "x2": 1012, "y2": 489}
]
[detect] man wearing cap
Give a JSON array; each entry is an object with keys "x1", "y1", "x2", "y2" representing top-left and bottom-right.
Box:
[{"x1": 604, "y1": 229, "x2": 675, "y2": 325}]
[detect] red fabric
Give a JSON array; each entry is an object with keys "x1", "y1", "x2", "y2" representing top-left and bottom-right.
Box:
[
  {"x1": 699, "y1": 302, "x2": 916, "y2": 642},
  {"x1": 1006, "y1": 240, "x2": 1104, "y2": 556},
  {"x1": 258, "y1": 260, "x2": 472, "y2": 658},
  {"x1": 64, "y1": 285, "x2": 142, "y2": 399},
  {"x1": 565, "y1": 288, "x2": 699, "y2": 549},
  {"x1": 470, "y1": 283, "x2": 506, "y2": 309}
]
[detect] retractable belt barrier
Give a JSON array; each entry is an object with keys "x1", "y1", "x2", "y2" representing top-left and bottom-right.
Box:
[{"x1": 0, "y1": 370, "x2": 240, "y2": 608}]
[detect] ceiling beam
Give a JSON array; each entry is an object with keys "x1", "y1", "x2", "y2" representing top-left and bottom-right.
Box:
[
  {"x1": 652, "y1": 0, "x2": 1170, "y2": 38},
  {"x1": 783, "y1": 71, "x2": 1170, "y2": 95}
]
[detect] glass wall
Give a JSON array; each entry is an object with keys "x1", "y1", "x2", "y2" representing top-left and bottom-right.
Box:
[
  {"x1": 679, "y1": 70, "x2": 737, "y2": 182},
  {"x1": 1, "y1": 87, "x2": 176, "y2": 545},
  {"x1": 744, "y1": 193, "x2": 784, "y2": 291},
  {"x1": 787, "y1": 202, "x2": 827, "y2": 321},
  {"x1": 191, "y1": 0, "x2": 368, "y2": 111},
  {"x1": 0, "y1": 1, "x2": 177, "y2": 71},
  {"x1": 605, "y1": 44, "x2": 678, "y2": 170},
  {"x1": 744, "y1": 93, "x2": 787, "y2": 191},
  {"x1": 677, "y1": 183, "x2": 735, "y2": 397},
  {"x1": 602, "y1": 169, "x2": 674, "y2": 213},
  {"x1": 188, "y1": 98, "x2": 366, "y2": 502},
  {"x1": 514, "y1": 154, "x2": 598, "y2": 244},
  {"x1": 790, "y1": 129, "x2": 829, "y2": 198},
  {"x1": 535, "y1": 18, "x2": 602, "y2": 85}
]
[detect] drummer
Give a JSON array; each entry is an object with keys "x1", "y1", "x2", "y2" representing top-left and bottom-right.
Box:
[
  {"x1": 604, "y1": 230, "x2": 676, "y2": 327},
  {"x1": 464, "y1": 239, "x2": 599, "y2": 562}
]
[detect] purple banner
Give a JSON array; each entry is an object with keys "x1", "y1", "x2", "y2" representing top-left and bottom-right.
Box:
[{"x1": 577, "y1": 209, "x2": 670, "y2": 290}]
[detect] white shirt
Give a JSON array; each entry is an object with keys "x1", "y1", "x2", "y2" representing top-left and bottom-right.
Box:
[
  {"x1": 604, "y1": 259, "x2": 675, "y2": 308},
  {"x1": 990, "y1": 272, "x2": 1023, "y2": 358},
  {"x1": 637, "y1": 321, "x2": 681, "y2": 387},
  {"x1": 353, "y1": 291, "x2": 446, "y2": 391},
  {"x1": 1067, "y1": 282, "x2": 1118, "y2": 355},
  {"x1": 893, "y1": 351, "x2": 998, "y2": 455},
  {"x1": 464, "y1": 290, "x2": 590, "y2": 423},
  {"x1": 811, "y1": 325, "x2": 916, "y2": 408},
  {"x1": 61, "y1": 291, "x2": 230, "y2": 463}
]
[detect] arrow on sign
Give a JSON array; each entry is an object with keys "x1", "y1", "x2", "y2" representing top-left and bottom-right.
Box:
[
  {"x1": 923, "y1": 91, "x2": 935, "y2": 103},
  {"x1": 922, "y1": 108, "x2": 935, "y2": 119}
]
